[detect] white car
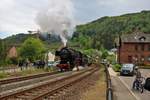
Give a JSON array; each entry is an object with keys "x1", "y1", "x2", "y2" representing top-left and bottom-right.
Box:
[
  {"x1": 48, "y1": 61, "x2": 54, "y2": 67},
  {"x1": 48, "y1": 61, "x2": 60, "y2": 67},
  {"x1": 120, "y1": 64, "x2": 135, "y2": 76}
]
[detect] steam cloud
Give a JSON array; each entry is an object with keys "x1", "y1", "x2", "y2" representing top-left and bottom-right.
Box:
[{"x1": 36, "y1": 0, "x2": 75, "y2": 46}]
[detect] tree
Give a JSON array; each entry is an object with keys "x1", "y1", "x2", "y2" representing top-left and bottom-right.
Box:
[
  {"x1": 19, "y1": 38, "x2": 46, "y2": 62},
  {"x1": 101, "y1": 49, "x2": 108, "y2": 59},
  {"x1": 0, "y1": 40, "x2": 7, "y2": 66}
]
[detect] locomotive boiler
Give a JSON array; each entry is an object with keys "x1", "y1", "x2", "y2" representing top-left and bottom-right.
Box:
[{"x1": 55, "y1": 47, "x2": 89, "y2": 71}]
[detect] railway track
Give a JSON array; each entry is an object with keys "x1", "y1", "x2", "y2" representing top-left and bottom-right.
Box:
[
  {"x1": 0, "y1": 67, "x2": 99, "y2": 100},
  {"x1": 0, "y1": 71, "x2": 59, "y2": 85},
  {"x1": 0, "y1": 70, "x2": 76, "y2": 94}
]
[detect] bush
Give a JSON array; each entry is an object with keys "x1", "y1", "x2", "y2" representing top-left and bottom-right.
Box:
[
  {"x1": 113, "y1": 64, "x2": 121, "y2": 72},
  {"x1": 9, "y1": 57, "x2": 18, "y2": 65},
  {"x1": 107, "y1": 54, "x2": 116, "y2": 64}
]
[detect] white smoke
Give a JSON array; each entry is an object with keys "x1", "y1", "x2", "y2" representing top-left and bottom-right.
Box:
[{"x1": 36, "y1": 0, "x2": 75, "y2": 46}]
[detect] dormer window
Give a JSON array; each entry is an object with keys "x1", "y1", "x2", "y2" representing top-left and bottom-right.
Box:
[{"x1": 139, "y1": 36, "x2": 146, "y2": 42}]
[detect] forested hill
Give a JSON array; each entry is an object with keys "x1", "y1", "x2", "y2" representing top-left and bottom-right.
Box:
[
  {"x1": 74, "y1": 10, "x2": 150, "y2": 49},
  {"x1": 3, "y1": 33, "x2": 60, "y2": 47}
]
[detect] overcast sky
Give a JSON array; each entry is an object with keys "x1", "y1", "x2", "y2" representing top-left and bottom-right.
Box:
[{"x1": 0, "y1": 0, "x2": 150, "y2": 38}]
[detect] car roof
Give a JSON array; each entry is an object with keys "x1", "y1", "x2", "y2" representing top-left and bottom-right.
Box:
[{"x1": 122, "y1": 64, "x2": 134, "y2": 67}]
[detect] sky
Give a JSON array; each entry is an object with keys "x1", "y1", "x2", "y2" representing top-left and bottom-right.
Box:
[{"x1": 0, "y1": 0, "x2": 150, "y2": 38}]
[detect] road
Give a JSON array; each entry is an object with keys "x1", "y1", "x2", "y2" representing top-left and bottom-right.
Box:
[{"x1": 109, "y1": 68, "x2": 150, "y2": 100}]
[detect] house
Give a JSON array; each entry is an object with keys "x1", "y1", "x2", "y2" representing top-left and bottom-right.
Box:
[
  {"x1": 117, "y1": 31, "x2": 150, "y2": 65},
  {"x1": 48, "y1": 52, "x2": 55, "y2": 62},
  {"x1": 7, "y1": 46, "x2": 18, "y2": 58}
]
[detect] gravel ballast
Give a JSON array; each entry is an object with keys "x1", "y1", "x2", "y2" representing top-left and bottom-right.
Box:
[{"x1": 48, "y1": 66, "x2": 106, "y2": 100}]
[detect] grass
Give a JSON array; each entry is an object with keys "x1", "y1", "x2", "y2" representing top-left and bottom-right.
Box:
[
  {"x1": 0, "y1": 72, "x2": 9, "y2": 79},
  {"x1": 81, "y1": 66, "x2": 106, "y2": 100},
  {"x1": 0, "y1": 68, "x2": 51, "y2": 79}
]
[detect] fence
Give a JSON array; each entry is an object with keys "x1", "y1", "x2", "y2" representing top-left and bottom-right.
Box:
[
  {"x1": 0, "y1": 66, "x2": 20, "y2": 73},
  {"x1": 0, "y1": 66, "x2": 35, "y2": 73},
  {"x1": 104, "y1": 64, "x2": 113, "y2": 100}
]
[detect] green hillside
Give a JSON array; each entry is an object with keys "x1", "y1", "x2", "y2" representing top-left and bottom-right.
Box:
[
  {"x1": 3, "y1": 33, "x2": 60, "y2": 46},
  {"x1": 74, "y1": 10, "x2": 150, "y2": 49}
]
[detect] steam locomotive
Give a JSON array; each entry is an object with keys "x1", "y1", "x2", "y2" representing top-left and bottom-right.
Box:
[{"x1": 55, "y1": 47, "x2": 89, "y2": 71}]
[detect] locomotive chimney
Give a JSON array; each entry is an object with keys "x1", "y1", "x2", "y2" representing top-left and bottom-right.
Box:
[{"x1": 58, "y1": 42, "x2": 68, "y2": 51}]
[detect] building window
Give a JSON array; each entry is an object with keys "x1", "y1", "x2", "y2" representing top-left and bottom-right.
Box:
[
  {"x1": 135, "y1": 45, "x2": 138, "y2": 51},
  {"x1": 128, "y1": 56, "x2": 132, "y2": 63},
  {"x1": 147, "y1": 56, "x2": 150, "y2": 62},
  {"x1": 135, "y1": 55, "x2": 138, "y2": 61},
  {"x1": 148, "y1": 45, "x2": 150, "y2": 51},
  {"x1": 141, "y1": 44, "x2": 144, "y2": 51},
  {"x1": 141, "y1": 55, "x2": 145, "y2": 62}
]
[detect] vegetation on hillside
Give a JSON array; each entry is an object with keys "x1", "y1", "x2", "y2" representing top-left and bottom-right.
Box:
[
  {"x1": 4, "y1": 33, "x2": 60, "y2": 47},
  {"x1": 74, "y1": 10, "x2": 150, "y2": 49}
]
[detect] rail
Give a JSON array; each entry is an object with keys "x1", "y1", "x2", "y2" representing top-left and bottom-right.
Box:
[
  {"x1": 0, "y1": 67, "x2": 97, "y2": 100},
  {"x1": 104, "y1": 64, "x2": 113, "y2": 100},
  {"x1": 0, "y1": 66, "x2": 35, "y2": 73},
  {"x1": 0, "y1": 71, "x2": 59, "y2": 85}
]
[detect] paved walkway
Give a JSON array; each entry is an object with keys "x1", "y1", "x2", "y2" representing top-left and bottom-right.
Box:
[
  {"x1": 108, "y1": 67, "x2": 117, "y2": 76},
  {"x1": 108, "y1": 67, "x2": 136, "y2": 100}
]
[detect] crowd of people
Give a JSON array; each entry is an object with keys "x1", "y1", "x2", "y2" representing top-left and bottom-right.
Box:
[{"x1": 18, "y1": 60, "x2": 46, "y2": 70}]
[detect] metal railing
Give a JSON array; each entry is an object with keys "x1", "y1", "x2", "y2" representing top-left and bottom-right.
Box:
[
  {"x1": 0, "y1": 66, "x2": 18, "y2": 73},
  {"x1": 104, "y1": 64, "x2": 113, "y2": 100}
]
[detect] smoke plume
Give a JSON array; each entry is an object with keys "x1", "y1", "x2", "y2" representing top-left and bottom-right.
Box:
[{"x1": 36, "y1": 0, "x2": 75, "y2": 46}]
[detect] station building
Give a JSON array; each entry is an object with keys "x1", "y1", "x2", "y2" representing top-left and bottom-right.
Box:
[{"x1": 117, "y1": 31, "x2": 150, "y2": 65}]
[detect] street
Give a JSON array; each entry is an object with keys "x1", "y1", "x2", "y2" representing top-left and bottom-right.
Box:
[{"x1": 109, "y1": 68, "x2": 150, "y2": 100}]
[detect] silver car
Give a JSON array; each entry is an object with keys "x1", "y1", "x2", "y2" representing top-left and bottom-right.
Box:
[{"x1": 120, "y1": 64, "x2": 135, "y2": 76}]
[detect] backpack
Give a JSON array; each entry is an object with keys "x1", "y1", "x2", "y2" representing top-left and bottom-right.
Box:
[{"x1": 144, "y1": 77, "x2": 150, "y2": 91}]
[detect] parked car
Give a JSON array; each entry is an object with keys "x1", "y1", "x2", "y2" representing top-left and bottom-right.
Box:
[
  {"x1": 48, "y1": 61, "x2": 60, "y2": 67},
  {"x1": 120, "y1": 64, "x2": 135, "y2": 76},
  {"x1": 48, "y1": 61, "x2": 54, "y2": 67}
]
